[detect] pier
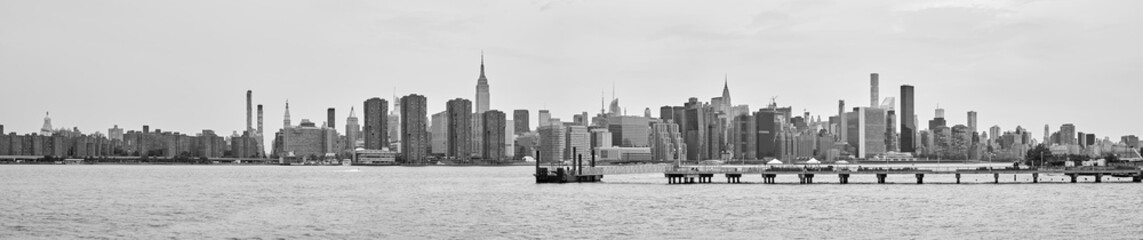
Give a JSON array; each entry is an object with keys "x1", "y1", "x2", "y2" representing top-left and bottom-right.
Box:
[{"x1": 535, "y1": 159, "x2": 1143, "y2": 184}]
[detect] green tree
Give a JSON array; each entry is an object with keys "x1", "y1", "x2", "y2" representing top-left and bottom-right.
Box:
[{"x1": 1025, "y1": 144, "x2": 1052, "y2": 166}]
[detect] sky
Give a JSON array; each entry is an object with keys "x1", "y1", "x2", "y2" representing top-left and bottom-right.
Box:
[{"x1": 1, "y1": 0, "x2": 1141, "y2": 143}]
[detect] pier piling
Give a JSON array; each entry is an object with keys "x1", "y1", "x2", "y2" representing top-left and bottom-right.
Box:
[
  {"x1": 994, "y1": 173, "x2": 999, "y2": 184},
  {"x1": 915, "y1": 174, "x2": 924, "y2": 184},
  {"x1": 955, "y1": 173, "x2": 961, "y2": 184},
  {"x1": 1095, "y1": 173, "x2": 1102, "y2": 183},
  {"x1": 1033, "y1": 173, "x2": 1039, "y2": 183},
  {"x1": 876, "y1": 173, "x2": 887, "y2": 184}
]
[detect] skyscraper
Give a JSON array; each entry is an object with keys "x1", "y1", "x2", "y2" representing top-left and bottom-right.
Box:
[
  {"x1": 928, "y1": 107, "x2": 947, "y2": 131},
  {"x1": 870, "y1": 73, "x2": 879, "y2": 107},
  {"x1": 967, "y1": 111, "x2": 978, "y2": 134},
  {"x1": 538, "y1": 110, "x2": 551, "y2": 128},
  {"x1": 838, "y1": 100, "x2": 847, "y2": 144},
  {"x1": 538, "y1": 124, "x2": 565, "y2": 162},
  {"x1": 257, "y1": 104, "x2": 264, "y2": 156},
  {"x1": 363, "y1": 98, "x2": 389, "y2": 150},
  {"x1": 513, "y1": 109, "x2": 529, "y2": 133},
  {"x1": 327, "y1": 108, "x2": 336, "y2": 129},
  {"x1": 846, "y1": 107, "x2": 887, "y2": 158},
  {"x1": 900, "y1": 85, "x2": 915, "y2": 153},
  {"x1": 483, "y1": 110, "x2": 506, "y2": 161},
  {"x1": 345, "y1": 107, "x2": 361, "y2": 148},
  {"x1": 430, "y1": 111, "x2": 449, "y2": 155},
  {"x1": 476, "y1": 53, "x2": 490, "y2": 114},
  {"x1": 283, "y1": 100, "x2": 291, "y2": 128},
  {"x1": 400, "y1": 94, "x2": 428, "y2": 164},
  {"x1": 446, "y1": 98, "x2": 472, "y2": 160},
  {"x1": 684, "y1": 98, "x2": 707, "y2": 160},
  {"x1": 1060, "y1": 124, "x2": 1076, "y2": 145}
]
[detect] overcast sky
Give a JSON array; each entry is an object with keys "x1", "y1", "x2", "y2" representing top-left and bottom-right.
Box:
[{"x1": 2, "y1": 0, "x2": 1141, "y2": 142}]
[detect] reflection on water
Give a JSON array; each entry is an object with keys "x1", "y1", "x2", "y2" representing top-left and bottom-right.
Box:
[{"x1": 0, "y1": 165, "x2": 1140, "y2": 239}]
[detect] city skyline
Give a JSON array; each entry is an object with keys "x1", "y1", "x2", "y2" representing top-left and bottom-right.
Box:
[{"x1": 2, "y1": 0, "x2": 1141, "y2": 141}]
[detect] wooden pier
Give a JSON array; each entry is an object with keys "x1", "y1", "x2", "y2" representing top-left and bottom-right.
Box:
[{"x1": 663, "y1": 166, "x2": 1143, "y2": 184}]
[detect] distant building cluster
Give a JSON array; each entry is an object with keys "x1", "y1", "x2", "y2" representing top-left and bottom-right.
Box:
[{"x1": 5, "y1": 58, "x2": 1141, "y2": 165}]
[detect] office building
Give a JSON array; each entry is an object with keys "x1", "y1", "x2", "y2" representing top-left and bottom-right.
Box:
[
  {"x1": 476, "y1": 54, "x2": 490, "y2": 114},
  {"x1": 538, "y1": 124, "x2": 566, "y2": 162},
  {"x1": 327, "y1": 108, "x2": 336, "y2": 129},
  {"x1": 1060, "y1": 124, "x2": 1076, "y2": 145},
  {"x1": 900, "y1": 85, "x2": 915, "y2": 152},
  {"x1": 684, "y1": 98, "x2": 707, "y2": 160},
  {"x1": 846, "y1": 107, "x2": 887, "y2": 158},
  {"x1": 346, "y1": 107, "x2": 361, "y2": 149},
  {"x1": 606, "y1": 116, "x2": 651, "y2": 147},
  {"x1": 870, "y1": 73, "x2": 879, "y2": 107},
  {"x1": 513, "y1": 109, "x2": 529, "y2": 133},
  {"x1": 967, "y1": 111, "x2": 978, "y2": 134},
  {"x1": 430, "y1": 111, "x2": 449, "y2": 155},
  {"x1": 565, "y1": 125, "x2": 589, "y2": 161},
  {"x1": 538, "y1": 110, "x2": 551, "y2": 128}
]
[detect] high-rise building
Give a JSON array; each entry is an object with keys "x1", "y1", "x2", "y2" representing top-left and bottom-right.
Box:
[
  {"x1": 400, "y1": 94, "x2": 428, "y2": 164},
  {"x1": 838, "y1": 100, "x2": 847, "y2": 144},
  {"x1": 363, "y1": 98, "x2": 389, "y2": 150},
  {"x1": 429, "y1": 111, "x2": 449, "y2": 155},
  {"x1": 564, "y1": 125, "x2": 589, "y2": 161},
  {"x1": 538, "y1": 124, "x2": 566, "y2": 162},
  {"x1": 731, "y1": 114, "x2": 756, "y2": 160},
  {"x1": 345, "y1": 107, "x2": 361, "y2": 148},
  {"x1": 446, "y1": 98, "x2": 472, "y2": 160},
  {"x1": 504, "y1": 119, "x2": 515, "y2": 159},
  {"x1": 513, "y1": 109, "x2": 529, "y2": 133},
  {"x1": 257, "y1": 104, "x2": 264, "y2": 147},
  {"x1": 108, "y1": 125, "x2": 124, "y2": 141},
  {"x1": 928, "y1": 107, "x2": 947, "y2": 131},
  {"x1": 684, "y1": 98, "x2": 707, "y2": 160},
  {"x1": 990, "y1": 125, "x2": 1002, "y2": 144},
  {"x1": 886, "y1": 110, "x2": 897, "y2": 152},
  {"x1": 846, "y1": 107, "x2": 887, "y2": 158},
  {"x1": 967, "y1": 111, "x2": 977, "y2": 134},
  {"x1": 1060, "y1": 124, "x2": 1076, "y2": 145},
  {"x1": 1044, "y1": 124, "x2": 1050, "y2": 146},
  {"x1": 283, "y1": 101, "x2": 292, "y2": 128},
  {"x1": 482, "y1": 110, "x2": 506, "y2": 161},
  {"x1": 870, "y1": 73, "x2": 879, "y2": 107},
  {"x1": 327, "y1": 108, "x2": 336, "y2": 129},
  {"x1": 590, "y1": 127, "x2": 613, "y2": 150},
  {"x1": 606, "y1": 116, "x2": 651, "y2": 147},
  {"x1": 538, "y1": 110, "x2": 551, "y2": 128},
  {"x1": 900, "y1": 85, "x2": 915, "y2": 152},
  {"x1": 476, "y1": 54, "x2": 490, "y2": 114},
  {"x1": 1078, "y1": 132, "x2": 1087, "y2": 147}
]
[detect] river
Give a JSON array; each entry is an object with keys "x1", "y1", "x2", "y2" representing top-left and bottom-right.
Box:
[{"x1": 1, "y1": 165, "x2": 1140, "y2": 239}]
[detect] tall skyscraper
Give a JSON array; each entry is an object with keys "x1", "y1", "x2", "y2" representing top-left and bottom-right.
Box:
[
  {"x1": 1043, "y1": 124, "x2": 1050, "y2": 146},
  {"x1": 446, "y1": 98, "x2": 472, "y2": 160},
  {"x1": 846, "y1": 107, "x2": 887, "y2": 158},
  {"x1": 476, "y1": 53, "x2": 490, "y2": 113},
  {"x1": 327, "y1": 108, "x2": 336, "y2": 129},
  {"x1": 400, "y1": 94, "x2": 428, "y2": 164},
  {"x1": 900, "y1": 85, "x2": 915, "y2": 153},
  {"x1": 513, "y1": 109, "x2": 529, "y2": 133},
  {"x1": 929, "y1": 107, "x2": 947, "y2": 131},
  {"x1": 967, "y1": 111, "x2": 978, "y2": 134},
  {"x1": 40, "y1": 112, "x2": 53, "y2": 136},
  {"x1": 1060, "y1": 124, "x2": 1076, "y2": 145},
  {"x1": 346, "y1": 107, "x2": 361, "y2": 148},
  {"x1": 870, "y1": 73, "x2": 879, "y2": 107},
  {"x1": 483, "y1": 110, "x2": 506, "y2": 160},
  {"x1": 838, "y1": 100, "x2": 847, "y2": 144},
  {"x1": 257, "y1": 104, "x2": 264, "y2": 157},
  {"x1": 538, "y1": 124, "x2": 566, "y2": 162},
  {"x1": 363, "y1": 98, "x2": 389, "y2": 150},
  {"x1": 684, "y1": 98, "x2": 707, "y2": 160}
]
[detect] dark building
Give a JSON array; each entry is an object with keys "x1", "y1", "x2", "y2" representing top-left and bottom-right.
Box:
[
  {"x1": 363, "y1": 98, "x2": 389, "y2": 150},
  {"x1": 683, "y1": 98, "x2": 706, "y2": 160},
  {"x1": 755, "y1": 110, "x2": 779, "y2": 158},
  {"x1": 327, "y1": 108, "x2": 336, "y2": 129},
  {"x1": 483, "y1": 110, "x2": 506, "y2": 160},
  {"x1": 446, "y1": 98, "x2": 472, "y2": 160},
  {"x1": 886, "y1": 110, "x2": 897, "y2": 152},
  {"x1": 1086, "y1": 133, "x2": 1096, "y2": 146},
  {"x1": 900, "y1": 85, "x2": 915, "y2": 152},
  {"x1": 928, "y1": 118, "x2": 946, "y2": 131},
  {"x1": 400, "y1": 94, "x2": 428, "y2": 164},
  {"x1": 513, "y1": 109, "x2": 529, "y2": 133}
]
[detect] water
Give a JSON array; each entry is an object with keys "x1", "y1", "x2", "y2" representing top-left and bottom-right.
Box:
[{"x1": 1, "y1": 165, "x2": 1141, "y2": 239}]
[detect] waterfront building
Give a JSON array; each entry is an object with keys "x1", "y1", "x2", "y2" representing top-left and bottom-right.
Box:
[
  {"x1": 900, "y1": 85, "x2": 915, "y2": 153},
  {"x1": 755, "y1": 110, "x2": 780, "y2": 159},
  {"x1": 363, "y1": 98, "x2": 389, "y2": 150},
  {"x1": 730, "y1": 114, "x2": 756, "y2": 160},
  {"x1": 276, "y1": 119, "x2": 338, "y2": 161},
  {"x1": 606, "y1": 115, "x2": 651, "y2": 147},
  {"x1": 482, "y1": 110, "x2": 506, "y2": 161},
  {"x1": 430, "y1": 111, "x2": 448, "y2": 155},
  {"x1": 446, "y1": 98, "x2": 472, "y2": 161},
  {"x1": 846, "y1": 107, "x2": 887, "y2": 159},
  {"x1": 538, "y1": 124, "x2": 566, "y2": 162},
  {"x1": 400, "y1": 94, "x2": 428, "y2": 164},
  {"x1": 565, "y1": 125, "x2": 589, "y2": 161},
  {"x1": 515, "y1": 132, "x2": 539, "y2": 159},
  {"x1": 596, "y1": 146, "x2": 653, "y2": 161},
  {"x1": 513, "y1": 109, "x2": 529, "y2": 133}
]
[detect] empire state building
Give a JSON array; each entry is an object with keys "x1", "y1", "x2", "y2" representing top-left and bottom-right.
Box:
[{"x1": 476, "y1": 54, "x2": 489, "y2": 113}]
